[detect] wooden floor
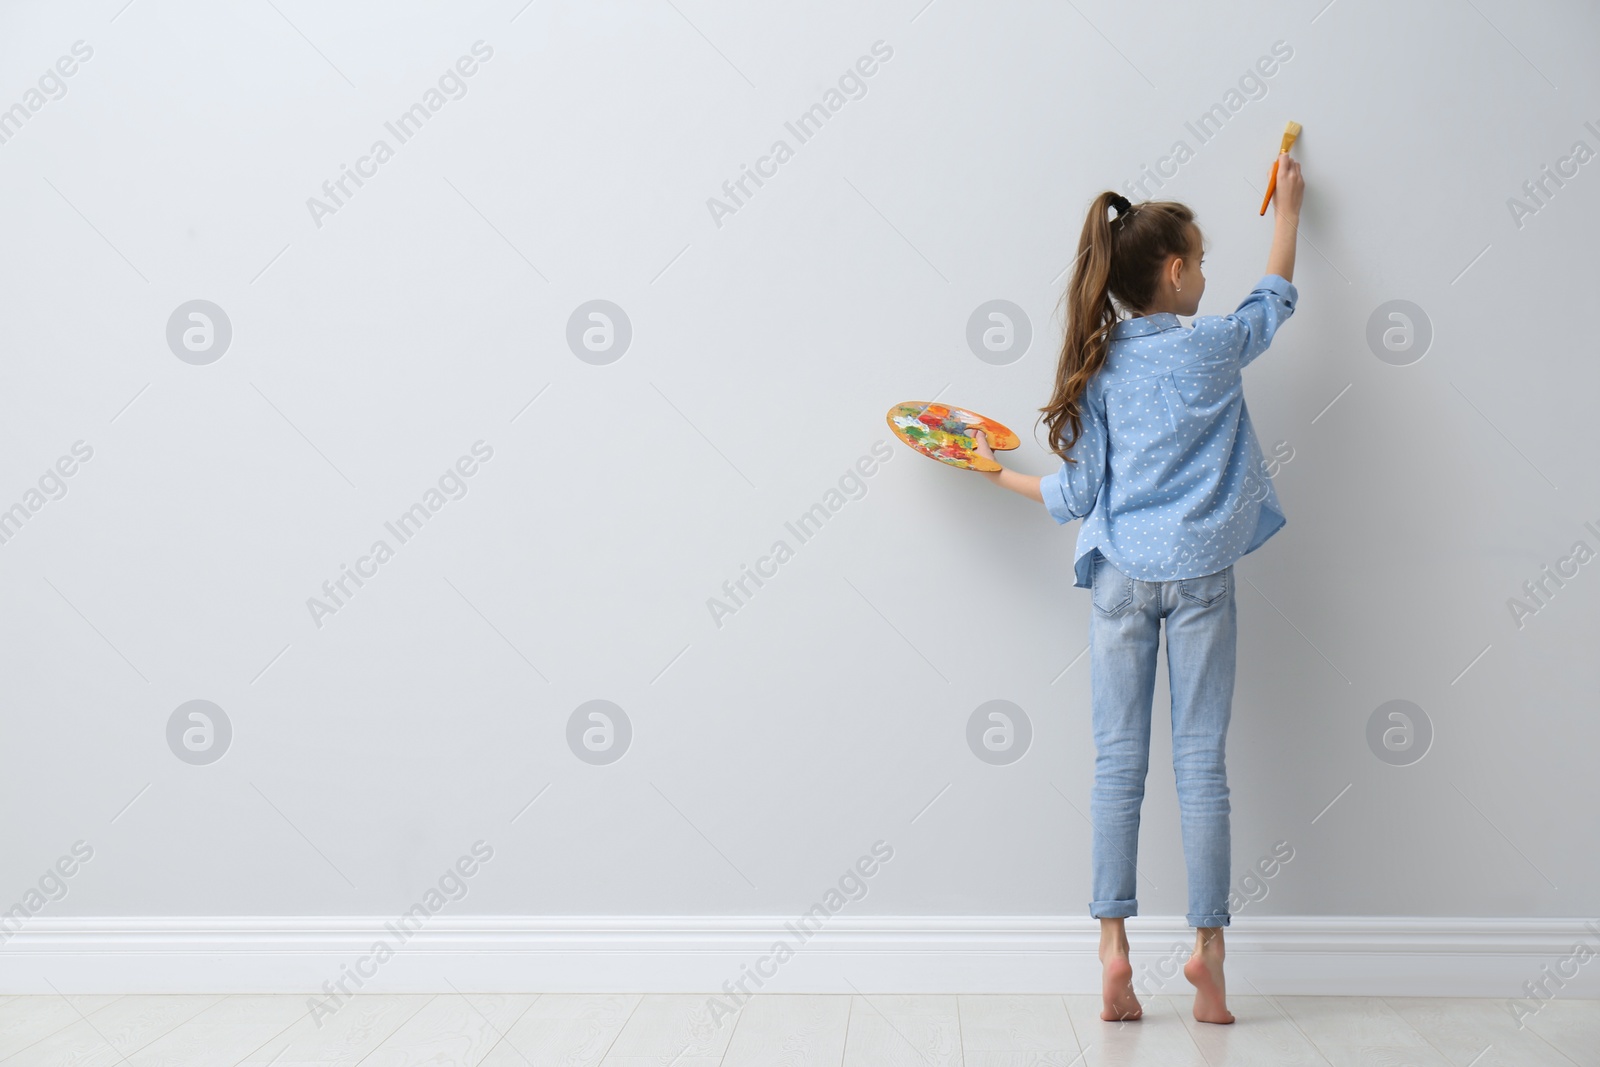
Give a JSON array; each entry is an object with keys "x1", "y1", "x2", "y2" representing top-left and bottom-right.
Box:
[{"x1": 0, "y1": 992, "x2": 1594, "y2": 1066}]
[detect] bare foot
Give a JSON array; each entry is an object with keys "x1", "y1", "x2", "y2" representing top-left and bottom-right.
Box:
[
  {"x1": 1183, "y1": 929, "x2": 1235, "y2": 1024},
  {"x1": 1099, "y1": 937, "x2": 1143, "y2": 1021}
]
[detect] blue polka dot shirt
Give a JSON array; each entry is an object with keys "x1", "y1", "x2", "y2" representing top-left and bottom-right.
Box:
[{"x1": 1041, "y1": 274, "x2": 1298, "y2": 589}]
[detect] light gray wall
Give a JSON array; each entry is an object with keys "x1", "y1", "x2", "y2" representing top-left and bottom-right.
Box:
[{"x1": 1, "y1": 0, "x2": 1596, "y2": 926}]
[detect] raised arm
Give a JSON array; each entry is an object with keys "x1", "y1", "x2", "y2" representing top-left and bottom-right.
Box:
[{"x1": 1265, "y1": 152, "x2": 1304, "y2": 282}]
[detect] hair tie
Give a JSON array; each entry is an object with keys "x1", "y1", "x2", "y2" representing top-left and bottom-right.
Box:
[{"x1": 1109, "y1": 193, "x2": 1133, "y2": 220}]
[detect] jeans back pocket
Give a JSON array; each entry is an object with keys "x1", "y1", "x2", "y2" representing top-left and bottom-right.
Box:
[
  {"x1": 1091, "y1": 550, "x2": 1134, "y2": 617},
  {"x1": 1179, "y1": 566, "x2": 1230, "y2": 606}
]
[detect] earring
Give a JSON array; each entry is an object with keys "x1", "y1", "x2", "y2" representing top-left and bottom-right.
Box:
[{"x1": 1175, "y1": 285, "x2": 1182, "y2": 292}]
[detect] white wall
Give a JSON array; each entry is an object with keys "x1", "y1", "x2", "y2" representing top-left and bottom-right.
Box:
[{"x1": 1, "y1": 0, "x2": 1597, "y2": 975}]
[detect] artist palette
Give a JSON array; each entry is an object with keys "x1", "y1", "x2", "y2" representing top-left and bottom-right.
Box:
[{"x1": 886, "y1": 401, "x2": 1019, "y2": 472}]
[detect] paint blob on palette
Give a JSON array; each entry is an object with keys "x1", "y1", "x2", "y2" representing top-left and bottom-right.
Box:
[{"x1": 886, "y1": 402, "x2": 1019, "y2": 472}]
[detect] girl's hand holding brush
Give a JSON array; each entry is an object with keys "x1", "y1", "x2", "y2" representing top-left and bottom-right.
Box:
[{"x1": 1269, "y1": 152, "x2": 1304, "y2": 219}]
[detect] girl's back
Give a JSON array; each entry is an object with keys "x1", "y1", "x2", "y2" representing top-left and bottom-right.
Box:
[{"x1": 1050, "y1": 275, "x2": 1298, "y2": 588}]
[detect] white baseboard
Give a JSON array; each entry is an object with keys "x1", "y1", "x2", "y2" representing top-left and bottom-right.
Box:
[{"x1": 2, "y1": 916, "x2": 1597, "y2": 999}]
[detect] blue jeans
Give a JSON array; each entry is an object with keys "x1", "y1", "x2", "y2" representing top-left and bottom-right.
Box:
[{"x1": 1087, "y1": 548, "x2": 1236, "y2": 928}]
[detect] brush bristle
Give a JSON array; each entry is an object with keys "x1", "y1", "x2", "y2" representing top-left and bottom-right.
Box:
[{"x1": 1280, "y1": 120, "x2": 1301, "y2": 150}]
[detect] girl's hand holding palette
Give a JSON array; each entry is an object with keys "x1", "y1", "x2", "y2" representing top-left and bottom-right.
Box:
[{"x1": 886, "y1": 401, "x2": 1018, "y2": 472}]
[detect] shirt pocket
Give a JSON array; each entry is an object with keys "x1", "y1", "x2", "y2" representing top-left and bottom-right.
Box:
[{"x1": 1169, "y1": 360, "x2": 1239, "y2": 415}]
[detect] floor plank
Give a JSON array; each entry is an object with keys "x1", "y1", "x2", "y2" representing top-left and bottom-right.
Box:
[
  {"x1": 1383, "y1": 996, "x2": 1590, "y2": 1067},
  {"x1": 478, "y1": 993, "x2": 637, "y2": 1067},
  {"x1": 601, "y1": 993, "x2": 743, "y2": 1062},
  {"x1": 0, "y1": 996, "x2": 124, "y2": 1061},
  {"x1": 1, "y1": 995, "x2": 221, "y2": 1067},
  {"x1": 1517, "y1": 996, "x2": 1600, "y2": 1067},
  {"x1": 236, "y1": 994, "x2": 433, "y2": 1066},
  {"x1": 961, "y1": 1056, "x2": 1091, "y2": 1067},
  {"x1": 841, "y1": 994, "x2": 962, "y2": 1067},
  {"x1": 126, "y1": 995, "x2": 310, "y2": 1067},
  {"x1": 959, "y1": 995, "x2": 1080, "y2": 1054},
  {"x1": 360, "y1": 993, "x2": 536, "y2": 1067},
  {"x1": 719, "y1": 994, "x2": 852, "y2": 1067},
  {"x1": 1274, "y1": 995, "x2": 1436, "y2": 1051}
]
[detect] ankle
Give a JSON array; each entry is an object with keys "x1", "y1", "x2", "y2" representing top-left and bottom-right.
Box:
[{"x1": 1099, "y1": 919, "x2": 1129, "y2": 951}]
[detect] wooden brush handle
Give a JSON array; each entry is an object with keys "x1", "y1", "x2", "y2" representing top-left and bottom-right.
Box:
[{"x1": 1259, "y1": 155, "x2": 1281, "y2": 216}]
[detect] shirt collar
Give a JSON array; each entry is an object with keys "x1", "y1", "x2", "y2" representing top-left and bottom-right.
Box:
[{"x1": 1110, "y1": 313, "x2": 1183, "y2": 339}]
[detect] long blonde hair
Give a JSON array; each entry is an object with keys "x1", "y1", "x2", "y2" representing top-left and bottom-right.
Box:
[{"x1": 1040, "y1": 192, "x2": 1197, "y2": 461}]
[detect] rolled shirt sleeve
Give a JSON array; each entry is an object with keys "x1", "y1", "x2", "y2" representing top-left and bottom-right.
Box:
[
  {"x1": 1223, "y1": 274, "x2": 1298, "y2": 369},
  {"x1": 1041, "y1": 385, "x2": 1108, "y2": 525}
]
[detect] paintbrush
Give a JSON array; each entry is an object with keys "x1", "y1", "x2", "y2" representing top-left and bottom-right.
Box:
[{"x1": 1259, "y1": 120, "x2": 1302, "y2": 216}]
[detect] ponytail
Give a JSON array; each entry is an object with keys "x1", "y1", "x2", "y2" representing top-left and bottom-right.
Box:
[{"x1": 1040, "y1": 192, "x2": 1196, "y2": 461}]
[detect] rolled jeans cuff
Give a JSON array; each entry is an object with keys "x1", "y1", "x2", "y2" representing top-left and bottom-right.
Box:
[{"x1": 1090, "y1": 899, "x2": 1137, "y2": 919}]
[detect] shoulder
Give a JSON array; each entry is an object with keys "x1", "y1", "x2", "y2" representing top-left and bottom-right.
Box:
[
  {"x1": 1186, "y1": 314, "x2": 1251, "y2": 357},
  {"x1": 1188, "y1": 314, "x2": 1239, "y2": 340}
]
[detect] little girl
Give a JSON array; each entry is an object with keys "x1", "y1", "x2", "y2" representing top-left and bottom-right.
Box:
[{"x1": 973, "y1": 153, "x2": 1305, "y2": 1024}]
